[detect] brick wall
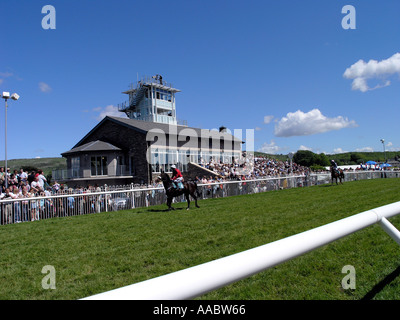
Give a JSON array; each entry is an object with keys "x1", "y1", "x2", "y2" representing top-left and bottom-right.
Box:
[{"x1": 73, "y1": 120, "x2": 150, "y2": 184}]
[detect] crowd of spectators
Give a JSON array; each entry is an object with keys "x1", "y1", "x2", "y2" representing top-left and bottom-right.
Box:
[
  {"x1": 197, "y1": 156, "x2": 310, "y2": 182},
  {"x1": 0, "y1": 156, "x2": 310, "y2": 198},
  {"x1": 0, "y1": 167, "x2": 53, "y2": 193},
  {"x1": 0, "y1": 167, "x2": 63, "y2": 223},
  {"x1": 0, "y1": 166, "x2": 121, "y2": 224},
  {"x1": 2, "y1": 155, "x2": 395, "y2": 198},
  {"x1": 1, "y1": 155, "x2": 398, "y2": 225},
  {"x1": 0, "y1": 157, "x2": 308, "y2": 223}
]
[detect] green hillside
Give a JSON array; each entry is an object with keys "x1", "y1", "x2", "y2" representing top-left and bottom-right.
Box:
[{"x1": 0, "y1": 157, "x2": 66, "y2": 177}]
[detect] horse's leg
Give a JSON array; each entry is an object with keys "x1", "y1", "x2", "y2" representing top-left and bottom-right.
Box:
[
  {"x1": 191, "y1": 191, "x2": 200, "y2": 208},
  {"x1": 194, "y1": 194, "x2": 200, "y2": 208},
  {"x1": 167, "y1": 197, "x2": 174, "y2": 210},
  {"x1": 185, "y1": 192, "x2": 190, "y2": 210}
]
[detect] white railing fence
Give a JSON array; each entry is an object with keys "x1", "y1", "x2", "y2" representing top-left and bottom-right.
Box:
[
  {"x1": 82, "y1": 200, "x2": 400, "y2": 300},
  {"x1": 1, "y1": 171, "x2": 399, "y2": 225}
]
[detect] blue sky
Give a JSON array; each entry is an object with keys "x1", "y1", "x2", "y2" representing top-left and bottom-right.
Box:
[{"x1": 1, "y1": 0, "x2": 400, "y2": 160}]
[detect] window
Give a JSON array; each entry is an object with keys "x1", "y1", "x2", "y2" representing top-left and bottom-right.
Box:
[
  {"x1": 71, "y1": 156, "x2": 80, "y2": 178},
  {"x1": 149, "y1": 148, "x2": 203, "y2": 173},
  {"x1": 71, "y1": 157, "x2": 80, "y2": 169},
  {"x1": 153, "y1": 89, "x2": 172, "y2": 102},
  {"x1": 91, "y1": 156, "x2": 108, "y2": 176}
]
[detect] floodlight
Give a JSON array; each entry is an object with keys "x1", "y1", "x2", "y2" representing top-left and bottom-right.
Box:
[
  {"x1": 2, "y1": 92, "x2": 10, "y2": 99},
  {"x1": 11, "y1": 93, "x2": 19, "y2": 101}
]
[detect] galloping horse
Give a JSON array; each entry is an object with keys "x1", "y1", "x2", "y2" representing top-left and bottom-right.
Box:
[
  {"x1": 331, "y1": 166, "x2": 344, "y2": 185},
  {"x1": 156, "y1": 171, "x2": 200, "y2": 210}
]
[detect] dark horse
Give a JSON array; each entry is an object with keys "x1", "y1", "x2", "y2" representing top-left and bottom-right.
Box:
[
  {"x1": 156, "y1": 171, "x2": 200, "y2": 210},
  {"x1": 331, "y1": 166, "x2": 344, "y2": 185}
]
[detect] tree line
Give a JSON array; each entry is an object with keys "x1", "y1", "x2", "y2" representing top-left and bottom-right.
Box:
[{"x1": 292, "y1": 150, "x2": 400, "y2": 169}]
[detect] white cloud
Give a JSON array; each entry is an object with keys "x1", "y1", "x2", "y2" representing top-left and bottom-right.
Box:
[
  {"x1": 299, "y1": 145, "x2": 312, "y2": 151},
  {"x1": 274, "y1": 109, "x2": 357, "y2": 137},
  {"x1": 39, "y1": 82, "x2": 52, "y2": 93},
  {"x1": 95, "y1": 105, "x2": 126, "y2": 120},
  {"x1": 263, "y1": 115, "x2": 274, "y2": 124},
  {"x1": 333, "y1": 148, "x2": 347, "y2": 154},
  {"x1": 0, "y1": 72, "x2": 13, "y2": 78},
  {"x1": 343, "y1": 52, "x2": 400, "y2": 92},
  {"x1": 355, "y1": 147, "x2": 374, "y2": 152},
  {"x1": 0, "y1": 71, "x2": 13, "y2": 86},
  {"x1": 257, "y1": 140, "x2": 282, "y2": 154}
]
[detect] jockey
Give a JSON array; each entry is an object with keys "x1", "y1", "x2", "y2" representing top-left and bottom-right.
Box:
[
  {"x1": 171, "y1": 165, "x2": 184, "y2": 188},
  {"x1": 330, "y1": 160, "x2": 339, "y2": 173}
]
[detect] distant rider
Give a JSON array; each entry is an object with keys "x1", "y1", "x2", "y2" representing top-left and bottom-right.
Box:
[
  {"x1": 171, "y1": 165, "x2": 184, "y2": 189},
  {"x1": 330, "y1": 160, "x2": 339, "y2": 174}
]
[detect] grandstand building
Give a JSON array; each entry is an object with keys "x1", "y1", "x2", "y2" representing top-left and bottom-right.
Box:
[{"x1": 54, "y1": 75, "x2": 243, "y2": 186}]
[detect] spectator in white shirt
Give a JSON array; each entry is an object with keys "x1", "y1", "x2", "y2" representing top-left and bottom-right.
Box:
[
  {"x1": 31, "y1": 175, "x2": 43, "y2": 193},
  {"x1": 19, "y1": 168, "x2": 28, "y2": 183},
  {"x1": 37, "y1": 170, "x2": 47, "y2": 190},
  {"x1": 1, "y1": 188, "x2": 16, "y2": 224}
]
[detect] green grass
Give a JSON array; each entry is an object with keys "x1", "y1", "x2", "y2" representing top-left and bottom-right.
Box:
[{"x1": 1, "y1": 178, "x2": 400, "y2": 300}]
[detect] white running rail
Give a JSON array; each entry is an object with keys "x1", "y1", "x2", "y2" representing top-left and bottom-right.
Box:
[{"x1": 82, "y1": 200, "x2": 400, "y2": 300}]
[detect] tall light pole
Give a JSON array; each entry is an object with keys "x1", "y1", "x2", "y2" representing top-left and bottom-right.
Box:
[
  {"x1": 380, "y1": 139, "x2": 386, "y2": 163},
  {"x1": 1, "y1": 92, "x2": 20, "y2": 189}
]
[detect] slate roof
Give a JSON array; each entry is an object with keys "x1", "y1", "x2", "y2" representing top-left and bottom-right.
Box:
[
  {"x1": 62, "y1": 140, "x2": 121, "y2": 156},
  {"x1": 105, "y1": 116, "x2": 243, "y2": 142},
  {"x1": 70, "y1": 116, "x2": 244, "y2": 150}
]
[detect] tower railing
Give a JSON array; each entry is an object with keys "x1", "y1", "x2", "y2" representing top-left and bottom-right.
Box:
[
  {"x1": 117, "y1": 101, "x2": 129, "y2": 111},
  {"x1": 138, "y1": 75, "x2": 175, "y2": 89}
]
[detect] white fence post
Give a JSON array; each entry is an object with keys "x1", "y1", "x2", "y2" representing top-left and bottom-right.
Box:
[{"x1": 379, "y1": 217, "x2": 400, "y2": 246}]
